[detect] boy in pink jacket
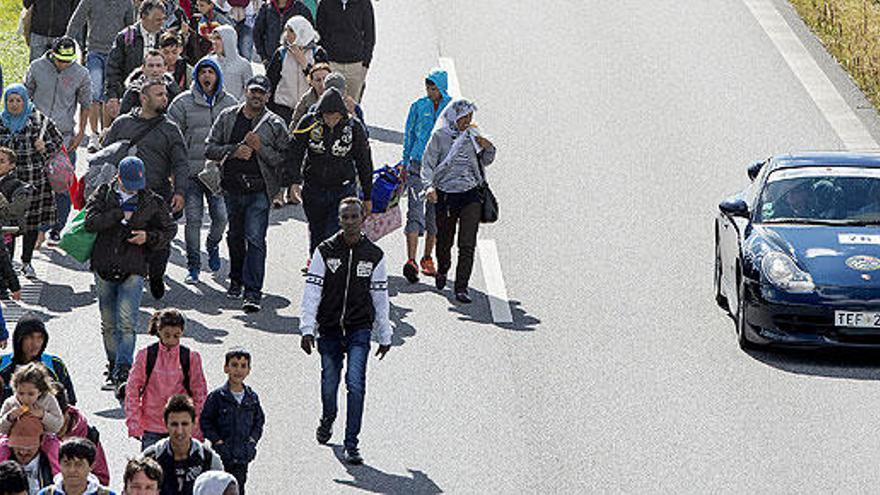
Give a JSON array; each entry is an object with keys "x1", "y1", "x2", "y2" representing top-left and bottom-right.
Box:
[{"x1": 124, "y1": 309, "x2": 208, "y2": 451}]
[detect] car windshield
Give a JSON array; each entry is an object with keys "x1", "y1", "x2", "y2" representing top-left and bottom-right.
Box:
[{"x1": 756, "y1": 166, "x2": 880, "y2": 224}]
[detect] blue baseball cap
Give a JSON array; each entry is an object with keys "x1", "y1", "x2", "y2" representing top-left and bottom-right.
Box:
[{"x1": 119, "y1": 156, "x2": 146, "y2": 191}]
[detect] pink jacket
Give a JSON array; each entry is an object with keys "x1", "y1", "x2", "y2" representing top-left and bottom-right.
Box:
[
  {"x1": 63, "y1": 406, "x2": 110, "y2": 486},
  {"x1": 124, "y1": 343, "x2": 208, "y2": 439}
]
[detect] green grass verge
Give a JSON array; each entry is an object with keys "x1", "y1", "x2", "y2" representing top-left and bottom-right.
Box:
[
  {"x1": 789, "y1": 0, "x2": 880, "y2": 110},
  {"x1": 0, "y1": 0, "x2": 29, "y2": 88}
]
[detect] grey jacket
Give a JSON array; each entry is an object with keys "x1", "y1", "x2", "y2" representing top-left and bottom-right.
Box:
[
  {"x1": 206, "y1": 104, "x2": 289, "y2": 198},
  {"x1": 422, "y1": 128, "x2": 496, "y2": 194},
  {"x1": 66, "y1": 0, "x2": 135, "y2": 54},
  {"x1": 102, "y1": 109, "x2": 189, "y2": 197},
  {"x1": 25, "y1": 55, "x2": 91, "y2": 135},
  {"x1": 168, "y1": 85, "x2": 238, "y2": 177}
]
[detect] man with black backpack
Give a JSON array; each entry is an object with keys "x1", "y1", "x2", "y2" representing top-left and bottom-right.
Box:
[
  {"x1": 101, "y1": 78, "x2": 188, "y2": 300},
  {"x1": 142, "y1": 395, "x2": 223, "y2": 495}
]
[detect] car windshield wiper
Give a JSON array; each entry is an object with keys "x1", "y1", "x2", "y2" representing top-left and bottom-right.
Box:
[{"x1": 761, "y1": 218, "x2": 871, "y2": 226}]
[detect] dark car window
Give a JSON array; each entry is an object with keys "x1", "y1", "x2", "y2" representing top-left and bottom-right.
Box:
[{"x1": 756, "y1": 167, "x2": 880, "y2": 224}]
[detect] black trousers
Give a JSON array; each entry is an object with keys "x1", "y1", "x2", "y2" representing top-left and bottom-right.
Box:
[
  {"x1": 226, "y1": 463, "x2": 249, "y2": 495},
  {"x1": 11, "y1": 230, "x2": 39, "y2": 264},
  {"x1": 435, "y1": 191, "x2": 481, "y2": 292}
]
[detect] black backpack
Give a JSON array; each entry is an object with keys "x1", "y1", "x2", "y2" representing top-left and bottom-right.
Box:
[{"x1": 140, "y1": 343, "x2": 192, "y2": 396}]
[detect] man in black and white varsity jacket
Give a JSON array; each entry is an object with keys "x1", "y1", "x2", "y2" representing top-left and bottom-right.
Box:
[{"x1": 299, "y1": 196, "x2": 391, "y2": 466}]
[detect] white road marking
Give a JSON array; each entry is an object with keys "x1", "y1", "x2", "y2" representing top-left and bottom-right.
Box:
[
  {"x1": 477, "y1": 239, "x2": 513, "y2": 323},
  {"x1": 743, "y1": 0, "x2": 878, "y2": 150},
  {"x1": 438, "y1": 57, "x2": 462, "y2": 98},
  {"x1": 439, "y1": 56, "x2": 513, "y2": 323}
]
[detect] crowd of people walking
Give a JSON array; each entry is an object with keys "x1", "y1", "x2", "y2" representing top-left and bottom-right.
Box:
[{"x1": 0, "y1": 0, "x2": 498, "y2": 492}]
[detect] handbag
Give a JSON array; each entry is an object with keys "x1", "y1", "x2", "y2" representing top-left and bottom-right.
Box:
[
  {"x1": 473, "y1": 138, "x2": 498, "y2": 224},
  {"x1": 38, "y1": 119, "x2": 75, "y2": 193},
  {"x1": 58, "y1": 209, "x2": 97, "y2": 263},
  {"x1": 362, "y1": 204, "x2": 402, "y2": 242}
]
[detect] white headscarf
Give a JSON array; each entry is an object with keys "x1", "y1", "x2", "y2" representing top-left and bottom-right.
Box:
[
  {"x1": 285, "y1": 15, "x2": 319, "y2": 47},
  {"x1": 434, "y1": 98, "x2": 477, "y2": 137},
  {"x1": 193, "y1": 471, "x2": 238, "y2": 495}
]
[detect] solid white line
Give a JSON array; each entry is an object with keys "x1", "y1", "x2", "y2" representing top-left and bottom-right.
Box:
[
  {"x1": 743, "y1": 0, "x2": 878, "y2": 150},
  {"x1": 477, "y1": 240, "x2": 513, "y2": 324},
  {"x1": 438, "y1": 56, "x2": 513, "y2": 323},
  {"x1": 438, "y1": 57, "x2": 462, "y2": 99}
]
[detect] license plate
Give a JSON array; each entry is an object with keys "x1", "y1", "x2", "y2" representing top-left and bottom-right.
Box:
[{"x1": 834, "y1": 311, "x2": 880, "y2": 328}]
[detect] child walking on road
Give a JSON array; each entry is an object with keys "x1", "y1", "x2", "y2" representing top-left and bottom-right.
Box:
[
  {"x1": 124, "y1": 309, "x2": 208, "y2": 451},
  {"x1": 200, "y1": 348, "x2": 265, "y2": 495}
]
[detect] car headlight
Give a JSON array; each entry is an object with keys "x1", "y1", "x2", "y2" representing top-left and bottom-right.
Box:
[{"x1": 761, "y1": 252, "x2": 815, "y2": 293}]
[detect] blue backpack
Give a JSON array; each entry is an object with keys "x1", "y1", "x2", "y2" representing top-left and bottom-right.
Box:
[{"x1": 366, "y1": 164, "x2": 404, "y2": 213}]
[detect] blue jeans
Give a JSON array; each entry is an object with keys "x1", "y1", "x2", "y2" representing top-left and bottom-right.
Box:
[
  {"x1": 95, "y1": 274, "x2": 143, "y2": 371},
  {"x1": 141, "y1": 431, "x2": 167, "y2": 451},
  {"x1": 302, "y1": 182, "x2": 356, "y2": 254},
  {"x1": 224, "y1": 191, "x2": 269, "y2": 300},
  {"x1": 86, "y1": 51, "x2": 109, "y2": 102},
  {"x1": 318, "y1": 329, "x2": 370, "y2": 450},
  {"x1": 235, "y1": 18, "x2": 254, "y2": 61},
  {"x1": 29, "y1": 33, "x2": 57, "y2": 62},
  {"x1": 185, "y1": 178, "x2": 228, "y2": 271}
]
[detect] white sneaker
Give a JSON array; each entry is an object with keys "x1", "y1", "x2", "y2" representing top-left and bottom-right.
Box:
[{"x1": 21, "y1": 263, "x2": 36, "y2": 279}]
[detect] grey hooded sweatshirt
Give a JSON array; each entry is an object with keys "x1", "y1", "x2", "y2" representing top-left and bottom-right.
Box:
[
  {"x1": 208, "y1": 25, "x2": 253, "y2": 101},
  {"x1": 421, "y1": 98, "x2": 496, "y2": 194},
  {"x1": 167, "y1": 58, "x2": 238, "y2": 177}
]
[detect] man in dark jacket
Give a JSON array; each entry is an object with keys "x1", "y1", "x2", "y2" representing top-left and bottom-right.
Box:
[
  {"x1": 206, "y1": 75, "x2": 289, "y2": 313},
  {"x1": 84, "y1": 157, "x2": 176, "y2": 391},
  {"x1": 24, "y1": 0, "x2": 77, "y2": 62},
  {"x1": 104, "y1": 0, "x2": 166, "y2": 122},
  {"x1": 253, "y1": 0, "x2": 312, "y2": 66},
  {"x1": 288, "y1": 87, "x2": 373, "y2": 256},
  {"x1": 119, "y1": 49, "x2": 182, "y2": 115},
  {"x1": 0, "y1": 316, "x2": 77, "y2": 405},
  {"x1": 300, "y1": 197, "x2": 391, "y2": 465},
  {"x1": 316, "y1": 0, "x2": 374, "y2": 103},
  {"x1": 103, "y1": 78, "x2": 188, "y2": 300}
]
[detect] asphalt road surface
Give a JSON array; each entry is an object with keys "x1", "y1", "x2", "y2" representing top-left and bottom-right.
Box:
[{"x1": 13, "y1": 0, "x2": 880, "y2": 492}]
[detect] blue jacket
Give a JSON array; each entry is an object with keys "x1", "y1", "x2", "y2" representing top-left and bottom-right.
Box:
[
  {"x1": 402, "y1": 68, "x2": 451, "y2": 166},
  {"x1": 200, "y1": 382, "x2": 265, "y2": 465}
]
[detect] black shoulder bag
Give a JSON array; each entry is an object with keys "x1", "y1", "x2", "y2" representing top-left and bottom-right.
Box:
[{"x1": 476, "y1": 152, "x2": 498, "y2": 224}]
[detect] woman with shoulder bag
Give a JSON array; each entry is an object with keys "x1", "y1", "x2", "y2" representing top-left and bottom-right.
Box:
[
  {"x1": 421, "y1": 99, "x2": 497, "y2": 303},
  {"x1": 0, "y1": 85, "x2": 63, "y2": 280}
]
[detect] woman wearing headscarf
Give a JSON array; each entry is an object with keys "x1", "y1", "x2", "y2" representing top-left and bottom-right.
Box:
[
  {"x1": 208, "y1": 25, "x2": 254, "y2": 100},
  {"x1": 421, "y1": 98, "x2": 497, "y2": 303},
  {"x1": 267, "y1": 15, "x2": 325, "y2": 125},
  {"x1": 0, "y1": 85, "x2": 63, "y2": 280}
]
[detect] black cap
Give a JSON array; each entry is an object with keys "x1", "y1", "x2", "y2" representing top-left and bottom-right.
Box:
[{"x1": 246, "y1": 75, "x2": 271, "y2": 93}]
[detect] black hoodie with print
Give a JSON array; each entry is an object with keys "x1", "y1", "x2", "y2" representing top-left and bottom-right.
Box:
[
  {"x1": 0, "y1": 317, "x2": 76, "y2": 404},
  {"x1": 287, "y1": 88, "x2": 373, "y2": 198}
]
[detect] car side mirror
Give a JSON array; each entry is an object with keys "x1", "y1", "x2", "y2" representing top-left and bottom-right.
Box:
[
  {"x1": 719, "y1": 198, "x2": 750, "y2": 218},
  {"x1": 747, "y1": 160, "x2": 765, "y2": 181}
]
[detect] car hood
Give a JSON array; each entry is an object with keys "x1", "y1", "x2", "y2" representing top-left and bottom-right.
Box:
[{"x1": 755, "y1": 224, "x2": 880, "y2": 287}]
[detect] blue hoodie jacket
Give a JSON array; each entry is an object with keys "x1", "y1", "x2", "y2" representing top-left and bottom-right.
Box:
[{"x1": 402, "y1": 68, "x2": 451, "y2": 167}]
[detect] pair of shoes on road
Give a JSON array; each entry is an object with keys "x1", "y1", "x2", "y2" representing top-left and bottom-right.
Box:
[
  {"x1": 316, "y1": 418, "x2": 364, "y2": 465},
  {"x1": 227, "y1": 282, "x2": 242, "y2": 299},
  {"x1": 20, "y1": 263, "x2": 36, "y2": 280},
  {"x1": 435, "y1": 273, "x2": 446, "y2": 291},
  {"x1": 420, "y1": 256, "x2": 436, "y2": 277},
  {"x1": 101, "y1": 362, "x2": 115, "y2": 391},
  {"x1": 185, "y1": 269, "x2": 199, "y2": 285},
  {"x1": 455, "y1": 290, "x2": 472, "y2": 304}
]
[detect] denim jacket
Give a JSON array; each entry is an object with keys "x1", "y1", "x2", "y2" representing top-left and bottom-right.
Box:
[{"x1": 200, "y1": 382, "x2": 265, "y2": 465}]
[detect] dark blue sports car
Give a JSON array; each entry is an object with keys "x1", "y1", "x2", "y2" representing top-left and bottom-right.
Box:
[{"x1": 715, "y1": 152, "x2": 880, "y2": 349}]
